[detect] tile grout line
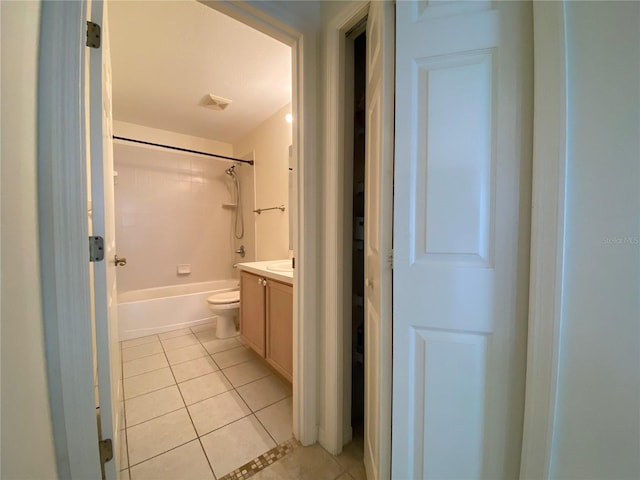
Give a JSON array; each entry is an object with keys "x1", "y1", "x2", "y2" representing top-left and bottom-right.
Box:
[
  {"x1": 225, "y1": 371, "x2": 272, "y2": 390},
  {"x1": 185, "y1": 322, "x2": 224, "y2": 479},
  {"x1": 192, "y1": 324, "x2": 278, "y2": 479},
  {"x1": 123, "y1": 365, "x2": 166, "y2": 380},
  {"x1": 197, "y1": 331, "x2": 261, "y2": 422},
  {"x1": 127, "y1": 438, "x2": 203, "y2": 470},
  {"x1": 123, "y1": 324, "x2": 292, "y2": 478},
  {"x1": 124, "y1": 326, "x2": 364, "y2": 479},
  {"x1": 182, "y1": 324, "x2": 219, "y2": 479},
  {"x1": 162, "y1": 329, "x2": 217, "y2": 478},
  {"x1": 123, "y1": 335, "x2": 243, "y2": 379},
  {"x1": 122, "y1": 349, "x2": 164, "y2": 363},
  {"x1": 126, "y1": 326, "x2": 218, "y2": 476},
  {"x1": 123, "y1": 327, "x2": 208, "y2": 471},
  {"x1": 125, "y1": 333, "x2": 195, "y2": 472},
  {"x1": 188, "y1": 323, "x2": 238, "y2": 480},
  {"x1": 126, "y1": 404, "x2": 186, "y2": 429},
  {"x1": 121, "y1": 336, "x2": 162, "y2": 352},
  {"x1": 193, "y1": 411, "x2": 255, "y2": 439},
  {"x1": 252, "y1": 408, "x2": 279, "y2": 447},
  {"x1": 122, "y1": 342, "x2": 172, "y2": 428},
  {"x1": 123, "y1": 346, "x2": 258, "y2": 403},
  {"x1": 121, "y1": 334, "x2": 160, "y2": 350},
  {"x1": 250, "y1": 393, "x2": 294, "y2": 414},
  {"x1": 202, "y1": 328, "x2": 294, "y2": 446},
  {"x1": 198, "y1": 330, "x2": 293, "y2": 476},
  {"x1": 174, "y1": 326, "x2": 258, "y2": 439},
  {"x1": 124, "y1": 380, "x2": 176, "y2": 401}
]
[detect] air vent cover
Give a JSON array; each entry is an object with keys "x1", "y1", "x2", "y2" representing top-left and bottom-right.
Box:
[{"x1": 201, "y1": 93, "x2": 232, "y2": 111}]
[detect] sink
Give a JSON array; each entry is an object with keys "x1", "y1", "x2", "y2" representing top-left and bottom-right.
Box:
[{"x1": 267, "y1": 260, "x2": 293, "y2": 273}]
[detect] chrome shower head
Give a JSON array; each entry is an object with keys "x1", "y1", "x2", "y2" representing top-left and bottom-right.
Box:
[{"x1": 225, "y1": 165, "x2": 236, "y2": 176}]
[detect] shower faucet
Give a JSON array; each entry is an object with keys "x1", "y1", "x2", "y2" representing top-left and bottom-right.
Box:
[{"x1": 235, "y1": 245, "x2": 245, "y2": 258}]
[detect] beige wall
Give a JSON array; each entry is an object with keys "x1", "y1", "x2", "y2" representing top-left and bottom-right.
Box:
[
  {"x1": 114, "y1": 120, "x2": 234, "y2": 157},
  {"x1": 551, "y1": 2, "x2": 640, "y2": 477},
  {"x1": 0, "y1": 1, "x2": 58, "y2": 477},
  {"x1": 234, "y1": 103, "x2": 292, "y2": 261},
  {"x1": 113, "y1": 122, "x2": 240, "y2": 292}
]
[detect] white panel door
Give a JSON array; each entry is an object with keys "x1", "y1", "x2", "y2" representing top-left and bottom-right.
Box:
[
  {"x1": 392, "y1": 1, "x2": 532, "y2": 479},
  {"x1": 364, "y1": 2, "x2": 394, "y2": 480},
  {"x1": 88, "y1": 1, "x2": 123, "y2": 478}
]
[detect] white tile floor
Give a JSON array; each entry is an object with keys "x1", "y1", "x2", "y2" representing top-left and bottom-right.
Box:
[{"x1": 119, "y1": 321, "x2": 293, "y2": 479}]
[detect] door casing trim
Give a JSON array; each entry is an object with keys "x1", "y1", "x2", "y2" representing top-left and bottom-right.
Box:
[
  {"x1": 520, "y1": 2, "x2": 568, "y2": 478},
  {"x1": 320, "y1": 0, "x2": 371, "y2": 456}
]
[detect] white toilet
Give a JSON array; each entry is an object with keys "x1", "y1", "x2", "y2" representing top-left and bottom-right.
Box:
[{"x1": 207, "y1": 290, "x2": 240, "y2": 339}]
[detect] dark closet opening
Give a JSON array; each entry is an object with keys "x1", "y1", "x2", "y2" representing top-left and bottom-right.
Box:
[{"x1": 351, "y1": 31, "x2": 366, "y2": 433}]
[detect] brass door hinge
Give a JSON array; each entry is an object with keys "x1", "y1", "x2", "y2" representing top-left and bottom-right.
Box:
[
  {"x1": 89, "y1": 236, "x2": 104, "y2": 262},
  {"x1": 86, "y1": 21, "x2": 101, "y2": 48},
  {"x1": 99, "y1": 438, "x2": 113, "y2": 465}
]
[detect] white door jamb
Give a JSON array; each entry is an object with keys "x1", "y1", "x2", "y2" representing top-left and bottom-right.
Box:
[
  {"x1": 520, "y1": 2, "x2": 568, "y2": 478},
  {"x1": 37, "y1": 2, "x2": 103, "y2": 477},
  {"x1": 321, "y1": 0, "x2": 370, "y2": 455}
]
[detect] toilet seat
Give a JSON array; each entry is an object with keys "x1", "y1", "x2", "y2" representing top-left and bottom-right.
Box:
[{"x1": 207, "y1": 290, "x2": 240, "y2": 310}]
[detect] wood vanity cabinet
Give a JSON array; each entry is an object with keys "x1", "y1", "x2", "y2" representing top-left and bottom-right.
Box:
[
  {"x1": 239, "y1": 271, "x2": 266, "y2": 356},
  {"x1": 239, "y1": 270, "x2": 293, "y2": 382},
  {"x1": 265, "y1": 279, "x2": 293, "y2": 382}
]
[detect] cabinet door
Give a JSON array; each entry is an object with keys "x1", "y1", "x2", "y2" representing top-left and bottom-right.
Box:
[
  {"x1": 266, "y1": 280, "x2": 293, "y2": 382},
  {"x1": 240, "y1": 271, "x2": 265, "y2": 356}
]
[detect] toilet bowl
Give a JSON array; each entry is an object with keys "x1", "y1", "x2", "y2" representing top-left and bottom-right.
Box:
[{"x1": 207, "y1": 290, "x2": 240, "y2": 339}]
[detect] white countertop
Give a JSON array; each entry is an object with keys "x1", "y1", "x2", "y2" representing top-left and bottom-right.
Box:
[{"x1": 237, "y1": 260, "x2": 294, "y2": 285}]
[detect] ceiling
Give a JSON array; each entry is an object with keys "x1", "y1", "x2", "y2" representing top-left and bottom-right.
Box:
[{"x1": 109, "y1": 1, "x2": 292, "y2": 144}]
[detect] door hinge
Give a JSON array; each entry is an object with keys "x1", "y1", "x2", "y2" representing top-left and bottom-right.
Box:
[
  {"x1": 388, "y1": 250, "x2": 394, "y2": 269},
  {"x1": 86, "y1": 21, "x2": 101, "y2": 48},
  {"x1": 89, "y1": 236, "x2": 105, "y2": 262},
  {"x1": 99, "y1": 438, "x2": 113, "y2": 465}
]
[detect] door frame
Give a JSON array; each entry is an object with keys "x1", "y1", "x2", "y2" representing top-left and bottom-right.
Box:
[
  {"x1": 321, "y1": 0, "x2": 370, "y2": 455},
  {"x1": 519, "y1": 1, "x2": 568, "y2": 478},
  {"x1": 37, "y1": 2, "x2": 103, "y2": 478}
]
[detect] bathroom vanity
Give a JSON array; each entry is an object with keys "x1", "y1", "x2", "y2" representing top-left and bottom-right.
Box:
[{"x1": 237, "y1": 261, "x2": 293, "y2": 383}]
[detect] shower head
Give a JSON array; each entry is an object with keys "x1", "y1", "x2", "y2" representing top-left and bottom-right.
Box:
[{"x1": 225, "y1": 165, "x2": 236, "y2": 176}]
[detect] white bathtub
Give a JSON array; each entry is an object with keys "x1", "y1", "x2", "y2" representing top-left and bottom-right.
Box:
[{"x1": 118, "y1": 279, "x2": 239, "y2": 340}]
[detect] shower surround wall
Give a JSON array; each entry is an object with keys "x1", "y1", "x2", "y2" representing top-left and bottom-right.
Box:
[{"x1": 113, "y1": 121, "x2": 243, "y2": 293}]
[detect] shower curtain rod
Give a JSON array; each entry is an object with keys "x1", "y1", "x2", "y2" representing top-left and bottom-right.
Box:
[{"x1": 112, "y1": 136, "x2": 255, "y2": 165}]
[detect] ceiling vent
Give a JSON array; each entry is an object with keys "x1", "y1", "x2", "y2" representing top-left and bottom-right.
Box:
[{"x1": 200, "y1": 93, "x2": 232, "y2": 111}]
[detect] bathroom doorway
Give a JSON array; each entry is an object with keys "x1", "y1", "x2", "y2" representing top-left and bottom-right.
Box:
[{"x1": 107, "y1": 2, "x2": 299, "y2": 477}]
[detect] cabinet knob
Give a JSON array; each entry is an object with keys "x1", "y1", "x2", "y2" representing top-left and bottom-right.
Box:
[{"x1": 262, "y1": 279, "x2": 268, "y2": 287}]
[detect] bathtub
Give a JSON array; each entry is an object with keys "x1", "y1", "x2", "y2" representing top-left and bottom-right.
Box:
[{"x1": 118, "y1": 279, "x2": 239, "y2": 340}]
